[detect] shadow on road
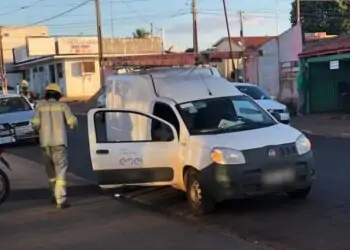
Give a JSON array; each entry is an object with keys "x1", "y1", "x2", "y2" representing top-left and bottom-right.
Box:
[{"x1": 8, "y1": 185, "x2": 100, "y2": 202}]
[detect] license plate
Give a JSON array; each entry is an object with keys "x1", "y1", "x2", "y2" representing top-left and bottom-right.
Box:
[
  {"x1": 0, "y1": 136, "x2": 15, "y2": 145},
  {"x1": 15, "y1": 126, "x2": 33, "y2": 135},
  {"x1": 262, "y1": 168, "x2": 295, "y2": 186}
]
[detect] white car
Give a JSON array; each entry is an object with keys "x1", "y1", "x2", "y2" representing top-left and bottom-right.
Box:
[
  {"x1": 0, "y1": 94, "x2": 39, "y2": 143},
  {"x1": 0, "y1": 86, "x2": 16, "y2": 95},
  {"x1": 234, "y1": 83, "x2": 290, "y2": 124}
]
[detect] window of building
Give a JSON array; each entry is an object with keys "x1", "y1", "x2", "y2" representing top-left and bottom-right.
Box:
[{"x1": 81, "y1": 61, "x2": 95, "y2": 74}]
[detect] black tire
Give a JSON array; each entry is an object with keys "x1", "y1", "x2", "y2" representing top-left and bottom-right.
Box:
[
  {"x1": 287, "y1": 186, "x2": 312, "y2": 200},
  {"x1": 185, "y1": 169, "x2": 215, "y2": 216},
  {"x1": 0, "y1": 168, "x2": 10, "y2": 205}
]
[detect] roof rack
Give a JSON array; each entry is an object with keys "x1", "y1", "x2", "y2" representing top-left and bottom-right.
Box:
[
  {"x1": 102, "y1": 51, "x2": 259, "y2": 68},
  {"x1": 103, "y1": 53, "x2": 196, "y2": 68}
]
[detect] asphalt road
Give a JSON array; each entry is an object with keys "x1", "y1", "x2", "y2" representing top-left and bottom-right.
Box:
[{"x1": 7, "y1": 115, "x2": 350, "y2": 250}]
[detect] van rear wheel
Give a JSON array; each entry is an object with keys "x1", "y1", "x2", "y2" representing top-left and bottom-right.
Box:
[{"x1": 185, "y1": 169, "x2": 215, "y2": 216}]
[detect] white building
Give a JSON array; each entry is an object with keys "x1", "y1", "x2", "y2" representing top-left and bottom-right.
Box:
[
  {"x1": 0, "y1": 26, "x2": 49, "y2": 86},
  {"x1": 211, "y1": 36, "x2": 273, "y2": 79},
  {"x1": 245, "y1": 24, "x2": 303, "y2": 101},
  {"x1": 13, "y1": 36, "x2": 163, "y2": 99}
]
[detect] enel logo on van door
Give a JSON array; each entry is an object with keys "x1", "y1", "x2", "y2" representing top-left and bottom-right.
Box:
[{"x1": 119, "y1": 157, "x2": 143, "y2": 166}]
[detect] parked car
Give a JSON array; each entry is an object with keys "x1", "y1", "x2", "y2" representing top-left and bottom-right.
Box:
[
  {"x1": 234, "y1": 83, "x2": 290, "y2": 124},
  {"x1": 0, "y1": 86, "x2": 16, "y2": 94},
  {"x1": 0, "y1": 94, "x2": 39, "y2": 144}
]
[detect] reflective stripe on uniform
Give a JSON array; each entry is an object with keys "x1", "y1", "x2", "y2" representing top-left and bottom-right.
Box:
[
  {"x1": 38, "y1": 106, "x2": 65, "y2": 112},
  {"x1": 56, "y1": 179, "x2": 66, "y2": 186},
  {"x1": 67, "y1": 115, "x2": 77, "y2": 126},
  {"x1": 49, "y1": 178, "x2": 56, "y2": 183},
  {"x1": 31, "y1": 117, "x2": 40, "y2": 126}
]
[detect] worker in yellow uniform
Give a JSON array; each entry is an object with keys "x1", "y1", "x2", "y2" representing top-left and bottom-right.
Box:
[{"x1": 31, "y1": 83, "x2": 78, "y2": 209}]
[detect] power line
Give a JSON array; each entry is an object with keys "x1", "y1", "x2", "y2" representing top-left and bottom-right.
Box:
[
  {"x1": 8, "y1": 0, "x2": 93, "y2": 31},
  {"x1": 1, "y1": 0, "x2": 148, "y2": 10},
  {"x1": 0, "y1": 0, "x2": 48, "y2": 16}
]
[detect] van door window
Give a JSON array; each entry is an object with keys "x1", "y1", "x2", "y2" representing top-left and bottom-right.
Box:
[
  {"x1": 94, "y1": 110, "x2": 174, "y2": 143},
  {"x1": 153, "y1": 102, "x2": 180, "y2": 136}
]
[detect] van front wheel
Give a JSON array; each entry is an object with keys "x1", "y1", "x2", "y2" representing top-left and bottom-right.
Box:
[{"x1": 185, "y1": 169, "x2": 215, "y2": 216}]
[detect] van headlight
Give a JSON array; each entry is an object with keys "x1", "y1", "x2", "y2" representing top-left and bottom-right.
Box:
[
  {"x1": 295, "y1": 134, "x2": 311, "y2": 155},
  {"x1": 210, "y1": 147, "x2": 246, "y2": 165}
]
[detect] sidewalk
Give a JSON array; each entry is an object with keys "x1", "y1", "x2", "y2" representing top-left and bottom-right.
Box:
[
  {"x1": 0, "y1": 154, "x2": 264, "y2": 250},
  {"x1": 291, "y1": 114, "x2": 350, "y2": 138}
]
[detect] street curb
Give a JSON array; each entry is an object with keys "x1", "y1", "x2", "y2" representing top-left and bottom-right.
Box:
[
  {"x1": 300, "y1": 129, "x2": 350, "y2": 139},
  {"x1": 4, "y1": 153, "x2": 96, "y2": 187}
]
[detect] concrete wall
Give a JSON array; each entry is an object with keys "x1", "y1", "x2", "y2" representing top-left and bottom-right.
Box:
[
  {"x1": 102, "y1": 37, "x2": 163, "y2": 54},
  {"x1": 257, "y1": 38, "x2": 279, "y2": 97},
  {"x1": 245, "y1": 24, "x2": 303, "y2": 100},
  {"x1": 64, "y1": 59, "x2": 100, "y2": 98}
]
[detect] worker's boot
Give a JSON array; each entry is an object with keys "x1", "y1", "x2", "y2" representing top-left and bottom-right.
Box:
[
  {"x1": 51, "y1": 197, "x2": 56, "y2": 205},
  {"x1": 57, "y1": 202, "x2": 71, "y2": 209}
]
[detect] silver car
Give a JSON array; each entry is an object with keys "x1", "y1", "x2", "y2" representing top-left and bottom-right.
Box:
[{"x1": 0, "y1": 94, "x2": 39, "y2": 144}]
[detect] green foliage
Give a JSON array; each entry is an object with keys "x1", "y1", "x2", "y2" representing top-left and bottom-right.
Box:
[
  {"x1": 132, "y1": 28, "x2": 151, "y2": 38},
  {"x1": 290, "y1": 0, "x2": 350, "y2": 35}
]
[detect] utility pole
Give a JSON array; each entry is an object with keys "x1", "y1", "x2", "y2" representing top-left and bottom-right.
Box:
[
  {"x1": 150, "y1": 22, "x2": 153, "y2": 37},
  {"x1": 239, "y1": 11, "x2": 246, "y2": 82},
  {"x1": 0, "y1": 27, "x2": 7, "y2": 94},
  {"x1": 192, "y1": 0, "x2": 199, "y2": 54},
  {"x1": 222, "y1": 0, "x2": 236, "y2": 81},
  {"x1": 94, "y1": 0, "x2": 105, "y2": 88},
  {"x1": 110, "y1": 0, "x2": 115, "y2": 37},
  {"x1": 296, "y1": 0, "x2": 300, "y2": 24},
  {"x1": 161, "y1": 28, "x2": 165, "y2": 53}
]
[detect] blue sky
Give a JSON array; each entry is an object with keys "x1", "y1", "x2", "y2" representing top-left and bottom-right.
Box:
[{"x1": 1, "y1": 0, "x2": 294, "y2": 50}]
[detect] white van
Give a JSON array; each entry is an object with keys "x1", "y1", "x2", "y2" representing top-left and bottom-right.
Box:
[{"x1": 87, "y1": 66, "x2": 315, "y2": 215}]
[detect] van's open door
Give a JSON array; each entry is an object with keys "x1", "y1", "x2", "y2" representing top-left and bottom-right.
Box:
[{"x1": 87, "y1": 108, "x2": 179, "y2": 188}]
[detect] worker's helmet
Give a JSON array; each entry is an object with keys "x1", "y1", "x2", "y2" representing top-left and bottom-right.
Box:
[{"x1": 46, "y1": 83, "x2": 61, "y2": 94}]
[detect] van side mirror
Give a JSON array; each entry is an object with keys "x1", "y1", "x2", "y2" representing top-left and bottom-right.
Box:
[{"x1": 270, "y1": 111, "x2": 281, "y2": 122}]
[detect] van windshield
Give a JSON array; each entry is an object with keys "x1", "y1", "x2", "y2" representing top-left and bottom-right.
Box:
[{"x1": 176, "y1": 95, "x2": 276, "y2": 135}]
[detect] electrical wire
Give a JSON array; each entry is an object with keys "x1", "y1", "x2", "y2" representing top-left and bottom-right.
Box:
[
  {"x1": 7, "y1": 0, "x2": 93, "y2": 31},
  {"x1": 0, "y1": 0, "x2": 48, "y2": 16}
]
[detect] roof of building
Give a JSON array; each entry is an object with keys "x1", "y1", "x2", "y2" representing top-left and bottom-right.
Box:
[
  {"x1": 299, "y1": 34, "x2": 350, "y2": 58},
  {"x1": 212, "y1": 36, "x2": 275, "y2": 50}
]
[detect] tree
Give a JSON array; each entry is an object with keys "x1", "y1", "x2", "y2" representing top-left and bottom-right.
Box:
[
  {"x1": 132, "y1": 28, "x2": 151, "y2": 38},
  {"x1": 290, "y1": 0, "x2": 350, "y2": 35}
]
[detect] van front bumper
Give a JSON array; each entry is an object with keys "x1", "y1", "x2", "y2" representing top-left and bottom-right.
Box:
[{"x1": 200, "y1": 150, "x2": 315, "y2": 202}]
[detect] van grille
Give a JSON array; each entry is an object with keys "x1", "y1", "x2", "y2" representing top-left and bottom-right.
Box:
[{"x1": 279, "y1": 145, "x2": 297, "y2": 156}]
